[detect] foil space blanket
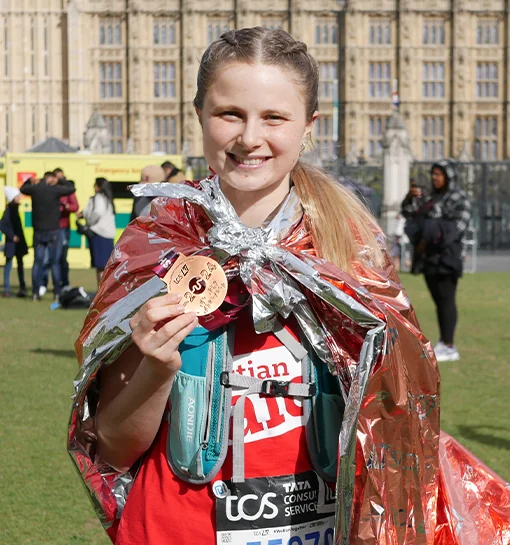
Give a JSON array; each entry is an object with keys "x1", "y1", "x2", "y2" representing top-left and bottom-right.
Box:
[{"x1": 69, "y1": 178, "x2": 510, "y2": 544}]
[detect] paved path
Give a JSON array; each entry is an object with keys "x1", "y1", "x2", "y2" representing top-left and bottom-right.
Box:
[{"x1": 469, "y1": 251, "x2": 510, "y2": 273}]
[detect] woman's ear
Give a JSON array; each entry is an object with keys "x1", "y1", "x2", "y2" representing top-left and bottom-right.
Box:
[
  {"x1": 304, "y1": 110, "x2": 319, "y2": 139},
  {"x1": 195, "y1": 106, "x2": 203, "y2": 127}
]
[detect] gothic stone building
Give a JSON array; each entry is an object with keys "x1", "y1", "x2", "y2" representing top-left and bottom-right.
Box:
[{"x1": 0, "y1": 0, "x2": 509, "y2": 164}]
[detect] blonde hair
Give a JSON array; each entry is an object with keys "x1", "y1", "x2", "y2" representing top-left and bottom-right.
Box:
[
  {"x1": 195, "y1": 27, "x2": 385, "y2": 273},
  {"x1": 292, "y1": 162, "x2": 384, "y2": 271}
]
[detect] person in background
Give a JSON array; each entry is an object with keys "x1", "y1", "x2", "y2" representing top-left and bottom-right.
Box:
[
  {"x1": 53, "y1": 167, "x2": 65, "y2": 181},
  {"x1": 40, "y1": 171, "x2": 79, "y2": 295},
  {"x1": 129, "y1": 165, "x2": 166, "y2": 221},
  {"x1": 56, "y1": 172, "x2": 79, "y2": 290},
  {"x1": 161, "y1": 160, "x2": 186, "y2": 183},
  {"x1": 401, "y1": 160, "x2": 471, "y2": 362},
  {"x1": 401, "y1": 178, "x2": 428, "y2": 275},
  {"x1": 77, "y1": 177, "x2": 116, "y2": 286},
  {"x1": 0, "y1": 187, "x2": 28, "y2": 298},
  {"x1": 20, "y1": 172, "x2": 76, "y2": 301}
]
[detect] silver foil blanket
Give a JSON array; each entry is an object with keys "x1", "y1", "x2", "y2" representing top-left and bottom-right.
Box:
[{"x1": 70, "y1": 177, "x2": 442, "y2": 544}]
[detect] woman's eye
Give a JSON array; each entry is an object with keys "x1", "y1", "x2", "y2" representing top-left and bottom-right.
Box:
[
  {"x1": 221, "y1": 111, "x2": 241, "y2": 119},
  {"x1": 266, "y1": 115, "x2": 284, "y2": 123}
]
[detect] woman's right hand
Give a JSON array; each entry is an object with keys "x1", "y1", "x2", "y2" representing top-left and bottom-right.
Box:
[{"x1": 129, "y1": 293, "x2": 198, "y2": 378}]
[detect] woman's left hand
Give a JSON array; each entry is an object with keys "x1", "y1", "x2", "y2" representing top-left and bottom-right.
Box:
[{"x1": 76, "y1": 211, "x2": 83, "y2": 219}]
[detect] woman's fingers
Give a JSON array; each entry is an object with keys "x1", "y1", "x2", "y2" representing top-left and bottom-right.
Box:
[
  {"x1": 129, "y1": 293, "x2": 184, "y2": 333},
  {"x1": 129, "y1": 293, "x2": 198, "y2": 368},
  {"x1": 150, "y1": 316, "x2": 199, "y2": 361},
  {"x1": 135, "y1": 312, "x2": 197, "y2": 357},
  {"x1": 137, "y1": 303, "x2": 186, "y2": 333},
  {"x1": 150, "y1": 312, "x2": 197, "y2": 349}
]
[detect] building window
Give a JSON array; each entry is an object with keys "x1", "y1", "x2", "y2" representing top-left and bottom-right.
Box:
[
  {"x1": 369, "y1": 20, "x2": 391, "y2": 45},
  {"x1": 369, "y1": 62, "x2": 391, "y2": 99},
  {"x1": 368, "y1": 117, "x2": 387, "y2": 158},
  {"x1": 207, "y1": 19, "x2": 231, "y2": 45},
  {"x1": 422, "y1": 116, "x2": 445, "y2": 160},
  {"x1": 100, "y1": 62, "x2": 122, "y2": 99},
  {"x1": 154, "y1": 62, "x2": 176, "y2": 99},
  {"x1": 422, "y1": 63, "x2": 445, "y2": 98},
  {"x1": 423, "y1": 20, "x2": 445, "y2": 45},
  {"x1": 44, "y1": 107, "x2": 49, "y2": 137},
  {"x1": 261, "y1": 16, "x2": 285, "y2": 30},
  {"x1": 153, "y1": 116, "x2": 178, "y2": 154},
  {"x1": 30, "y1": 18, "x2": 35, "y2": 76},
  {"x1": 43, "y1": 19, "x2": 49, "y2": 76},
  {"x1": 31, "y1": 106, "x2": 37, "y2": 145},
  {"x1": 314, "y1": 19, "x2": 338, "y2": 45},
  {"x1": 100, "y1": 19, "x2": 122, "y2": 46},
  {"x1": 4, "y1": 108, "x2": 9, "y2": 150},
  {"x1": 3, "y1": 22, "x2": 8, "y2": 77},
  {"x1": 153, "y1": 18, "x2": 177, "y2": 45},
  {"x1": 475, "y1": 117, "x2": 497, "y2": 160},
  {"x1": 314, "y1": 115, "x2": 335, "y2": 160},
  {"x1": 319, "y1": 62, "x2": 337, "y2": 99},
  {"x1": 105, "y1": 115, "x2": 123, "y2": 153},
  {"x1": 477, "y1": 20, "x2": 499, "y2": 45},
  {"x1": 476, "y1": 63, "x2": 498, "y2": 98}
]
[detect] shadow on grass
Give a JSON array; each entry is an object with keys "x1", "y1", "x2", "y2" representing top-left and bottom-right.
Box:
[
  {"x1": 30, "y1": 348, "x2": 77, "y2": 359},
  {"x1": 456, "y1": 425, "x2": 510, "y2": 451}
]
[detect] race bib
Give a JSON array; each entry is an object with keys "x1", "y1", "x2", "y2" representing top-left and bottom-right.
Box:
[{"x1": 213, "y1": 471, "x2": 336, "y2": 545}]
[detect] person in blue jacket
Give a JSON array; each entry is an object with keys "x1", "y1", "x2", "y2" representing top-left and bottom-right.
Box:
[{"x1": 0, "y1": 187, "x2": 28, "y2": 298}]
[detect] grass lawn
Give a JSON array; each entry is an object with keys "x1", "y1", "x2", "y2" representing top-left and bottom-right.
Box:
[{"x1": 0, "y1": 269, "x2": 508, "y2": 545}]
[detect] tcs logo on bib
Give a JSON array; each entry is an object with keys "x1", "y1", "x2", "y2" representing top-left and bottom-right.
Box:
[{"x1": 226, "y1": 492, "x2": 279, "y2": 522}]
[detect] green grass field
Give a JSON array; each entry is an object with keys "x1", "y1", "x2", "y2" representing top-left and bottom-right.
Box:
[{"x1": 0, "y1": 269, "x2": 508, "y2": 545}]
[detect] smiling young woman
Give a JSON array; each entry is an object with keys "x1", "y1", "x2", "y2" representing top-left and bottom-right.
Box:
[{"x1": 69, "y1": 27, "x2": 453, "y2": 545}]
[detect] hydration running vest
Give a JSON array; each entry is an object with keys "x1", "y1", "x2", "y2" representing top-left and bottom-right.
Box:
[{"x1": 164, "y1": 322, "x2": 345, "y2": 484}]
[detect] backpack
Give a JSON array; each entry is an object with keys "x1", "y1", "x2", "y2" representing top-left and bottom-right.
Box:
[
  {"x1": 166, "y1": 321, "x2": 345, "y2": 484},
  {"x1": 59, "y1": 287, "x2": 94, "y2": 309}
]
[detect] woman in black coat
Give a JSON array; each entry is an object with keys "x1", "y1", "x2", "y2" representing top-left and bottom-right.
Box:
[
  {"x1": 401, "y1": 160, "x2": 472, "y2": 362},
  {"x1": 0, "y1": 187, "x2": 28, "y2": 297}
]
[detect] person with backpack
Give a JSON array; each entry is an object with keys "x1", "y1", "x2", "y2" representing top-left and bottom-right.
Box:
[
  {"x1": 77, "y1": 177, "x2": 116, "y2": 286},
  {"x1": 401, "y1": 160, "x2": 471, "y2": 362},
  {"x1": 0, "y1": 187, "x2": 28, "y2": 297},
  {"x1": 69, "y1": 28, "x2": 508, "y2": 545},
  {"x1": 20, "y1": 171, "x2": 76, "y2": 301}
]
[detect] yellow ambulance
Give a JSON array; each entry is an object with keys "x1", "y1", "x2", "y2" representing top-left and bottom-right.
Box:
[{"x1": 0, "y1": 152, "x2": 185, "y2": 269}]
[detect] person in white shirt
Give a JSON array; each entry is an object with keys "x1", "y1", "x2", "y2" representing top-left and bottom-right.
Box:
[{"x1": 78, "y1": 177, "x2": 116, "y2": 286}]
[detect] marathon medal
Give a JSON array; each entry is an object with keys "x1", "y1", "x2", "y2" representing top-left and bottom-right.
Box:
[{"x1": 154, "y1": 250, "x2": 228, "y2": 316}]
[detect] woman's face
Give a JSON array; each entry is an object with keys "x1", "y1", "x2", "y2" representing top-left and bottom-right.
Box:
[
  {"x1": 432, "y1": 167, "x2": 447, "y2": 190},
  {"x1": 94, "y1": 184, "x2": 99, "y2": 193},
  {"x1": 197, "y1": 62, "x2": 316, "y2": 199}
]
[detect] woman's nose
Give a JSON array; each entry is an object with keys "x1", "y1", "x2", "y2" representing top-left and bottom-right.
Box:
[{"x1": 237, "y1": 120, "x2": 264, "y2": 149}]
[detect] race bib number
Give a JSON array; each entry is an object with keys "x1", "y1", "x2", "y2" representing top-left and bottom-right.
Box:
[{"x1": 214, "y1": 471, "x2": 335, "y2": 545}]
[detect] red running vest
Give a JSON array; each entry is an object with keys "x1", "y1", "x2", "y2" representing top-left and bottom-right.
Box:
[{"x1": 116, "y1": 312, "x2": 316, "y2": 545}]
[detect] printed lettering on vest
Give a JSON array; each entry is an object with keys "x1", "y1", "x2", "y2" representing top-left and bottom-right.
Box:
[
  {"x1": 231, "y1": 345, "x2": 304, "y2": 444},
  {"x1": 186, "y1": 396, "x2": 196, "y2": 443}
]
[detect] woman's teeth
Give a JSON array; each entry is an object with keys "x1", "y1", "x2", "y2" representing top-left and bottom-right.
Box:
[{"x1": 233, "y1": 155, "x2": 266, "y2": 165}]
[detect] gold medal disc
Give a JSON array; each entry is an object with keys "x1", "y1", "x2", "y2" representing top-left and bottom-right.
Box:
[{"x1": 163, "y1": 255, "x2": 228, "y2": 316}]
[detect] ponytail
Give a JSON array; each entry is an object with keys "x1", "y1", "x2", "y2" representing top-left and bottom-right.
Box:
[{"x1": 291, "y1": 162, "x2": 385, "y2": 273}]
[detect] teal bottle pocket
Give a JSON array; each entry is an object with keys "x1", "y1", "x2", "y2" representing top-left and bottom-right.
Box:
[
  {"x1": 314, "y1": 392, "x2": 344, "y2": 478},
  {"x1": 168, "y1": 371, "x2": 207, "y2": 479}
]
